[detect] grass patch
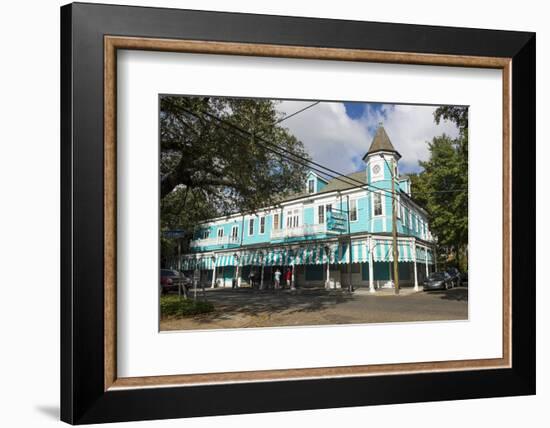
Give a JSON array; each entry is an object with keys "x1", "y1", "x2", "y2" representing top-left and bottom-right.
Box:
[{"x1": 160, "y1": 294, "x2": 214, "y2": 318}]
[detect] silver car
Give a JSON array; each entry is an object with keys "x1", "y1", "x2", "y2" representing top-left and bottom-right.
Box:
[{"x1": 423, "y1": 271, "x2": 453, "y2": 291}]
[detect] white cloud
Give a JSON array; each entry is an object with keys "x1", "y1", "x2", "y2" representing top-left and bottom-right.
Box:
[{"x1": 275, "y1": 100, "x2": 461, "y2": 176}]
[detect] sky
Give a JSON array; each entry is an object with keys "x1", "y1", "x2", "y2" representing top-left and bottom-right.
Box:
[{"x1": 275, "y1": 100, "x2": 461, "y2": 175}]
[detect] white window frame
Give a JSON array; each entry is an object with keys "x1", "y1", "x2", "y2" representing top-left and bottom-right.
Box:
[
  {"x1": 259, "y1": 216, "x2": 266, "y2": 234},
  {"x1": 217, "y1": 228, "x2": 224, "y2": 238},
  {"x1": 273, "y1": 213, "x2": 280, "y2": 230},
  {"x1": 349, "y1": 199, "x2": 358, "y2": 222},
  {"x1": 248, "y1": 218, "x2": 254, "y2": 236},
  {"x1": 317, "y1": 205, "x2": 325, "y2": 224},
  {"x1": 231, "y1": 225, "x2": 239, "y2": 240},
  {"x1": 308, "y1": 179, "x2": 315, "y2": 194},
  {"x1": 286, "y1": 208, "x2": 301, "y2": 228},
  {"x1": 203, "y1": 229, "x2": 210, "y2": 239},
  {"x1": 372, "y1": 192, "x2": 384, "y2": 217}
]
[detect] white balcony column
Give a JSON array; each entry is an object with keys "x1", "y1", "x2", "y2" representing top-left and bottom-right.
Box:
[
  {"x1": 211, "y1": 264, "x2": 217, "y2": 288},
  {"x1": 425, "y1": 247, "x2": 429, "y2": 277},
  {"x1": 368, "y1": 237, "x2": 375, "y2": 293},
  {"x1": 413, "y1": 239, "x2": 419, "y2": 291},
  {"x1": 290, "y1": 261, "x2": 296, "y2": 290}
]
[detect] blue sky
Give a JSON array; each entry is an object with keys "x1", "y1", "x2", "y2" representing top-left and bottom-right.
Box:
[{"x1": 275, "y1": 100, "x2": 461, "y2": 176}]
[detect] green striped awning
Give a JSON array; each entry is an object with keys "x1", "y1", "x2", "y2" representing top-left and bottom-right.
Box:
[{"x1": 372, "y1": 239, "x2": 415, "y2": 262}]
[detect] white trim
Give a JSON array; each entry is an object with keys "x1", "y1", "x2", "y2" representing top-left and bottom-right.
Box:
[
  {"x1": 231, "y1": 225, "x2": 239, "y2": 240},
  {"x1": 216, "y1": 227, "x2": 224, "y2": 238}
]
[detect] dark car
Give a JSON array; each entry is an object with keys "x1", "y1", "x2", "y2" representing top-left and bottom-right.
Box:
[
  {"x1": 461, "y1": 271, "x2": 468, "y2": 286},
  {"x1": 160, "y1": 269, "x2": 191, "y2": 295},
  {"x1": 446, "y1": 267, "x2": 461, "y2": 287},
  {"x1": 423, "y1": 271, "x2": 453, "y2": 291}
]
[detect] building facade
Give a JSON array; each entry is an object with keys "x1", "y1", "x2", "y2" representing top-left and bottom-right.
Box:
[{"x1": 171, "y1": 125, "x2": 436, "y2": 291}]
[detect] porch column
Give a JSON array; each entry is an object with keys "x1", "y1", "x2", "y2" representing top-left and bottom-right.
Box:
[
  {"x1": 425, "y1": 247, "x2": 429, "y2": 277},
  {"x1": 235, "y1": 265, "x2": 240, "y2": 288},
  {"x1": 260, "y1": 265, "x2": 265, "y2": 290},
  {"x1": 413, "y1": 239, "x2": 418, "y2": 291},
  {"x1": 325, "y1": 260, "x2": 330, "y2": 289},
  {"x1": 211, "y1": 255, "x2": 217, "y2": 288},
  {"x1": 368, "y1": 237, "x2": 375, "y2": 293},
  {"x1": 291, "y1": 261, "x2": 296, "y2": 290}
]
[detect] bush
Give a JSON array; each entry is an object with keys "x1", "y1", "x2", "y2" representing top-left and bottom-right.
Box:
[{"x1": 160, "y1": 295, "x2": 214, "y2": 318}]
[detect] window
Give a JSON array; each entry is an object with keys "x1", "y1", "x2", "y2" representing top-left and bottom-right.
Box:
[
  {"x1": 217, "y1": 228, "x2": 224, "y2": 238},
  {"x1": 318, "y1": 205, "x2": 325, "y2": 224},
  {"x1": 231, "y1": 225, "x2": 239, "y2": 240},
  {"x1": 202, "y1": 229, "x2": 210, "y2": 239},
  {"x1": 259, "y1": 216, "x2": 265, "y2": 234},
  {"x1": 308, "y1": 179, "x2": 315, "y2": 194},
  {"x1": 248, "y1": 218, "x2": 254, "y2": 236},
  {"x1": 286, "y1": 209, "x2": 300, "y2": 228},
  {"x1": 349, "y1": 199, "x2": 358, "y2": 221},
  {"x1": 373, "y1": 193, "x2": 382, "y2": 216},
  {"x1": 273, "y1": 213, "x2": 280, "y2": 230},
  {"x1": 326, "y1": 204, "x2": 332, "y2": 213},
  {"x1": 409, "y1": 211, "x2": 413, "y2": 229}
]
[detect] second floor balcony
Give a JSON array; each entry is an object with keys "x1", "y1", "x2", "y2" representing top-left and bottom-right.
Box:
[
  {"x1": 190, "y1": 235, "x2": 240, "y2": 249},
  {"x1": 271, "y1": 223, "x2": 329, "y2": 240}
]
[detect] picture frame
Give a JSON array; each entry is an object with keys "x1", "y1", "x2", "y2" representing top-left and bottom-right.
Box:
[{"x1": 61, "y1": 2, "x2": 535, "y2": 424}]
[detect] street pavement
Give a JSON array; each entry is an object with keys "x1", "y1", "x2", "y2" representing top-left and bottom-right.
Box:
[{"x1": 160, "y1": 286, "x2": 468, "y2": 331}]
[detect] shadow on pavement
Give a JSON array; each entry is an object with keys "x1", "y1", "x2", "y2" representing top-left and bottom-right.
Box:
[
  {"x1": 427, "y1": 287, "x2": 468, "y2": 302},
  {"x1": 188, "y1": 288, "x2": 354, "y2": 324}
]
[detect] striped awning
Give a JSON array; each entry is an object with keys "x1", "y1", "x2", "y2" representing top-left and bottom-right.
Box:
[
  {"x1": 416, "y1": 246, "x2": 434, "y2": 264},
  {"x1": 372, "y1": 239, "x2": 415, "y2": 262}
]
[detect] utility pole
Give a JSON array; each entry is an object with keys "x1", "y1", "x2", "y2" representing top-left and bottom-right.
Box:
[{"x1": 390, "y1": 158, "x2": 400, "y2": 295}]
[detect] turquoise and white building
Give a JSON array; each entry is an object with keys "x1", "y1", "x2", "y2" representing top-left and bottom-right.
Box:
[{"x1": 173, "y1": 125, "x2": 436, "y2": 291}]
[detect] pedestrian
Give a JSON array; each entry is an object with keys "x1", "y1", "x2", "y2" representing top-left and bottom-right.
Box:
[
  {"x1": 284, "y1": 268, "x2": 292, "y2": 289},
  {"x1": 248, "y1": 270, "x2": 256, "y2": 289},
  {"x1": 274, "y1": 268, "x2": 281, "y2": 289}
]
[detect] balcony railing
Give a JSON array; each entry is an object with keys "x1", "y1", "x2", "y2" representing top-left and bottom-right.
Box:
[
  {"x1": 189, "y1": 235, "x2": 240, "y2": 248},
  {"x1": 271, "y1": 223, "x2": 327, "y2": 240}
]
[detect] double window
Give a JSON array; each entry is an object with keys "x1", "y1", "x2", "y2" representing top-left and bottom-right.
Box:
[
  {"x1": 286, "y1": 209, "x2": 300, "y2": 228},
  {"x1": 259, "y1": 216, "x2": 265, "y2": 234},
  {"x1": 231, "y1": 225, "x2": 239, "y2": 241},
  {"x1": 317, "y1": 204, "x2": 333, "y2": 224},
  {"x1": 217, "y1": 228, "x2": 224, "y2": 238}
]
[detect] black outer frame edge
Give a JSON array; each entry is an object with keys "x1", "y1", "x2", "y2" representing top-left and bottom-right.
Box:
[
  {"x1": 60, "y1": 2, "x2": 536, "y2": 424},
  {"x1": 60, "y1": 4, "x2": 74, "y2": 425}
]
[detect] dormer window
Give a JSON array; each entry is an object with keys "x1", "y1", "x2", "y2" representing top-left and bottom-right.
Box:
[{"x1": 308, "y1": 179, "x2": 315, "y2": 194}]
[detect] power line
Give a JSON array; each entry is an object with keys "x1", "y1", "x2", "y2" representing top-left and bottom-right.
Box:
[
  {"x1": 178, "y1": 106, "x2": 401, "y2": 201},
  {"x1": 272, "y1": 101, "x2": 320, "y2": 126},
  {"x1": 176, "y1": 106, "x2": 468, "y2": 203}
]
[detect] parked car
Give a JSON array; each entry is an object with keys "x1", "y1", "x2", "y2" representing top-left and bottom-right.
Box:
[
  {"x1": 423, "y1": 271, "x2": 454, "y2": 291},
  {"x1": 461, "y1": 271, "x2": 468, "y2": 286},
  {"x1": 160, "y1": 269, "x2": 191, "y2": 294},
  {"x1": 446, "y1": 267, "x2": 462, "y2": 287}
]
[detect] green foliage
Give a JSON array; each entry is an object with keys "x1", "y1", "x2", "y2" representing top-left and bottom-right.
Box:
[
  {"x1": 411, "y1": 106, "x2": 469, "y2": 271},
  {"x1": 160, "y1": 295, "x2": 214, "y2": 318},
  {"x1": 160, "y1": 96, "x2": 310, "y2": 234}
]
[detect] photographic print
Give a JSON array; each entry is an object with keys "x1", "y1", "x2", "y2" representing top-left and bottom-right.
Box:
[{"x1": 159, "y1": 95, "x2": 468, "y2": 331}]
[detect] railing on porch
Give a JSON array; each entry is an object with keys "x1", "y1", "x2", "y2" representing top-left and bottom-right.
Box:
[
  {"x1": 189, "y1": 235, "x2": 240, "y2": 248},
  {"x1": 271, "y1": 223, "x2": 327, "y2": 239}
]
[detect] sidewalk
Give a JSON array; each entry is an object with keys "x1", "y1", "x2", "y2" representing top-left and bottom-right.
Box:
[{"x1": 354, "y1": 286, "x2": 423, "y2": 296}]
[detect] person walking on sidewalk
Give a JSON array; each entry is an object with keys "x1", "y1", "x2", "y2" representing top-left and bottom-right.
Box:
[{"x1": 274, "y1": 268, "x2": 282, "y2": 289}]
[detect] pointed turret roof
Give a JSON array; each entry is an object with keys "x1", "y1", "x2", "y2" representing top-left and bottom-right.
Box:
[{"x1": 362, "y1": 123, "x2": 401, "y2": 160}]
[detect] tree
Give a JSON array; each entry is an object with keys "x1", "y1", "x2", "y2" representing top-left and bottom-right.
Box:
[
  {"x1": 160, "y1": 96, "x2": 310, "y2": 239},
  {"x1": 410, "y1": 106, "x2": 468, "y2": 271}
]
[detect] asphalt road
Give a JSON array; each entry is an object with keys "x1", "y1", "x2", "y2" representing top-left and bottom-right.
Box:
[{"x1": 160, "y1": 286, "x2": 468, "y2": 331}]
